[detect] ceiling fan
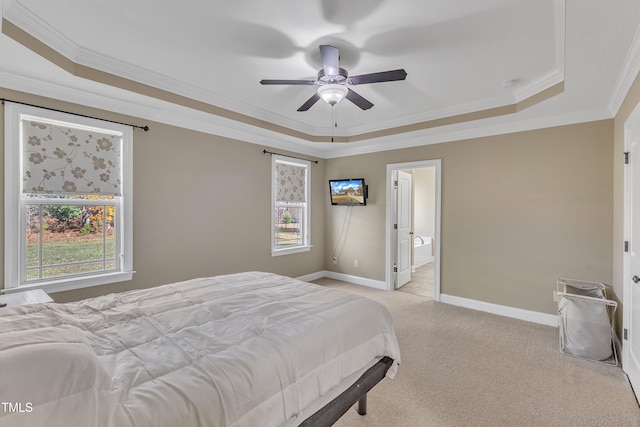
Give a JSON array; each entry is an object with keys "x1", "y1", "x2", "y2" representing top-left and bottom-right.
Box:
[{"x1": 260, "y1": 45, "x2": 407, "y2": 111}]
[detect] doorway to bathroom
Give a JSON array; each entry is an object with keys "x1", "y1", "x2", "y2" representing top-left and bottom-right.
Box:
[{"x1": 385, "y1": 160, "x2": 441, "y2": 300}]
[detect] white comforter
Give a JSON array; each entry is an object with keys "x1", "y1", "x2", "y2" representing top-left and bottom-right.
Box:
[{"x1": 0, "y1": 272, "x2": 400, "y2": 427}]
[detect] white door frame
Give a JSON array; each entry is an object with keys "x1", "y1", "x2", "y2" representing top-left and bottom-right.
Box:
[
  {"x1": 385, "y1": 159, "x2": 442, "y2": 300},
  {"x1": 623, "y1": 102, "x2": 640, "y2": 388}
]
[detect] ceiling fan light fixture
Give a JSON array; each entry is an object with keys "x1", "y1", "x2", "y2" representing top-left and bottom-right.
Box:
[{"x1": 317, "y1": 84, "x2": 348, "y2": 106}]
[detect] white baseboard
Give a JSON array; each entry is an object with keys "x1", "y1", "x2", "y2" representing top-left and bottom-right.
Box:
[
  {"x1": 297, "y1": 272, "x2": 557, "y2": 328},
  {"x1": 297, "y1": 270, "x2": 388, "y2": 291},
  {"x1": 412, "y1": 258, "x2": 434, "y2": 271},
  {"x1": 296, "y1": 271, "x2": 326, "y2": 282},
  {"x1": 440, "y1": 293, "x2": 558, "y2": 328}
]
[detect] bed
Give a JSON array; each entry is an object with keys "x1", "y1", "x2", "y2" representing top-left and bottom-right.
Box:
[{"x1": 0, "y1": 271, "x2": 400, "y2": 427}]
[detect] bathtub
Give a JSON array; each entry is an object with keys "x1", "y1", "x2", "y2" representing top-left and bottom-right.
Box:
[{"x1": 413, "y1": 236, "x2": 433, "y2": 268}]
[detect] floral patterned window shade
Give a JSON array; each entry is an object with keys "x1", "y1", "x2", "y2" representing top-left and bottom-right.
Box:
[
  {"x1": 275, "y1": 161, "x2": 307, "y2": 203},
  {"x1": 22, "y1": 118, "x2": 122, "y2": 196}
]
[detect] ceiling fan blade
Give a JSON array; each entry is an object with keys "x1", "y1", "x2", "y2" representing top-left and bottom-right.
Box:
[
  {"x1": 319, "y1": 45, "x2": 340, "y2": 76},
  {"x1": 297, "y1": 93, "x2": 321, "y2": 111},
  {"x1": 346, "y1": 89, "x2": 374, "y2": 110},
  {"x1": 348, "y1": 69, "x2": 407, "y2": 85},
  {"x1": 260, "y1": 79, "x2": 316, "y2": 85}
]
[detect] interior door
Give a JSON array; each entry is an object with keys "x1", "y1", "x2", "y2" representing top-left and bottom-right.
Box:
[
  {"x1": 625, "y1": 122, "x2": 640, "y2": 397},
  {"x1": 395, "y1": 170, "x2": 412, "y2": 288}
]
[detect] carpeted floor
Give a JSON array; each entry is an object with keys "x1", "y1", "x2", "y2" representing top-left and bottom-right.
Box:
[{"x1": 311, "y1": 277, "x2": 640, "y2": 427}]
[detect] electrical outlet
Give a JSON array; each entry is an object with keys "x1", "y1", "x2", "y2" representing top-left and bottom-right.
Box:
[
  {"x1": 354, "y1": 259, "x2": 359, "y2": 268},
  {"x1": 332, "y1": 257, "x2": 338, "y2": 264}
]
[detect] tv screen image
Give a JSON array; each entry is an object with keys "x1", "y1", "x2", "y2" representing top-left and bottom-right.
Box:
[{"x1": 329, "y1": 178, "x2": 367, "y2": 206}]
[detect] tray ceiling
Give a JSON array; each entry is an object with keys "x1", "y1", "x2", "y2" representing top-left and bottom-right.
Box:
[{"x1": 0, "y1": 0, "x2": 639, "y2": 157}]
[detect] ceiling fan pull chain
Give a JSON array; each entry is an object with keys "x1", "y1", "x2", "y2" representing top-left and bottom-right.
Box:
[
  {"x1": 331, "y1": 104, "x2": 339, "y2": 142},
  {"x1": 331, "y1": 106, "x2": 335, "y2": 142}
]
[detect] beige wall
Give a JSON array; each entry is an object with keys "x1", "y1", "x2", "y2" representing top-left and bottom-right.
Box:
[
  {"x1": 0, "y1": 89, "x2": 326, "y2": 302},
  {"x1": 0, "y1": 86, "x2": 621, "y2": 319},
  {"x1": 326, "y1": 121, "x2": 614, "y2": 315},
  {"x1": 413, "y1": 167, "x2": 436, "y2": 242}
]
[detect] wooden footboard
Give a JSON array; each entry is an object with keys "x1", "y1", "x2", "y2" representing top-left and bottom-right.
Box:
[{"x1": 299, "y1": 356, "x2": 394, "y2": 426}]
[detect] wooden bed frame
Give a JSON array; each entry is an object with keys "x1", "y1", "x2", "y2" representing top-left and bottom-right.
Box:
[{"x1": 300, "y1": 356, "x2": 394, "y2": 426}]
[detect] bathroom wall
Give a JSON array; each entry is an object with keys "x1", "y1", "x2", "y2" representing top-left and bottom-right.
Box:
[{"x1": 413, "y1": 167, "x2": 436, "y2": 243}]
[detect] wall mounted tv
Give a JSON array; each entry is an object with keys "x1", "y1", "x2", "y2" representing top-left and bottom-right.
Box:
[{"x1": 329, "y1": 178, "x2": 368, "y2": 206}]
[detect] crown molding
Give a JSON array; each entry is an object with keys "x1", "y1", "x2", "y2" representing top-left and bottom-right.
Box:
[
  {"x1": 2, "y1": 0, "x2": 569, "y2": 141},
  {"x1": 608, "y1": 21, "x2": 640, "y2": 115},
  {"x1": 339, "y1": 68, "x2": 565, "y2": 138},
  {"x1": 2, "y1": 0, "x2": 604, "y2": 160},
  {"x1": 341, "y1": 93, "x2": 516, "y2": 137},
  {"x1": 74, "y1": 47, "x2": 321, "y2": 137},
  {"x1": 514, "y1": 69, "x2": 564, "y2": 104},
  {"x1": 0, "y1": 68, "x2": 611, "y2": 161},
  {"x1": 0, "y1": 70, "x2": 329, "y2": 159},
  {"x1": 320, "y1": 107, "x2": 613, "y2": 159},
  {"x1": 1, "y1": 0, "x2": 320, "y2": 136},
  {"x1": 514, "y1": 0, "x2": 565, "y2": 103},
  {"x1": 0, "y1": 55, "x2": 503, "y2": 158},
  {"x1": 2, "y1": 0, "x2": 78, "y2": 60}
]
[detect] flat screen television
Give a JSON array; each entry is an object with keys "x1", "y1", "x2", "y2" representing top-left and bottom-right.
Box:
[{"x1": 329, "y1": 178, "x2": 367, "y2": 206}]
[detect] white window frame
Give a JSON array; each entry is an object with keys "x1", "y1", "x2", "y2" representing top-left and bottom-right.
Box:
[
  {"x1": 271, "y1": 155, "x2": 311, "y2": 256},
  {"x1": 4, "y1": 103, "x2": 134, "y2": 294}
]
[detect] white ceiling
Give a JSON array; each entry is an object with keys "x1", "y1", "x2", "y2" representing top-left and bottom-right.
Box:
[{"x1": 1, "y1": 0, "x2": 639, "y2": 158}]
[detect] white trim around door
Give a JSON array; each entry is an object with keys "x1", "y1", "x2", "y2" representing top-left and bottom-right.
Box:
[
  {"x1": 385, "y1": 159, "x2": 442, "y2": 300},
  {"x1": 623, "y1": 101, "x2": 640, "y2": 400}
]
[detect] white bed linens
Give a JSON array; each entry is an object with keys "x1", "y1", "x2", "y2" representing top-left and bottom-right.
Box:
[{"x1": 0, "y1": 272, "x2": 400, "y2": 427}]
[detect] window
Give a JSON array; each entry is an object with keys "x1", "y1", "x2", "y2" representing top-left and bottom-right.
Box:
[
  {"x1": 4, "y1": 102, "x2": 133, "y2": 293},
  {"x1": 271, "y1": 155, "x2": 310, "y2": 255}
]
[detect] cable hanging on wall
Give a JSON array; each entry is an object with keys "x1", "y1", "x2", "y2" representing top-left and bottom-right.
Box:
[
  {"x1": 332, "y1": 205, "x2": 353, "y2": 262},
  {"x1": 1, "y1": 99, "x2": 150, "y2": 131},
  {"x1": 262, "y1": 149, "x2": 319, "y2": 164}
]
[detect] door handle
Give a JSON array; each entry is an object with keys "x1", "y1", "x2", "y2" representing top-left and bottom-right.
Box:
[{"x1": 633, "y1": 276, "x2": 640, "y2": 284}]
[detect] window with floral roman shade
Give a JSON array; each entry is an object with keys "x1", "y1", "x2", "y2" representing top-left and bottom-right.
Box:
[
  {"x1": 271, "y1": 155, "x2": 310, "y2": 255},
  {"x1": 4, "y1": 102, "x2": 134, "y2": 294}
]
